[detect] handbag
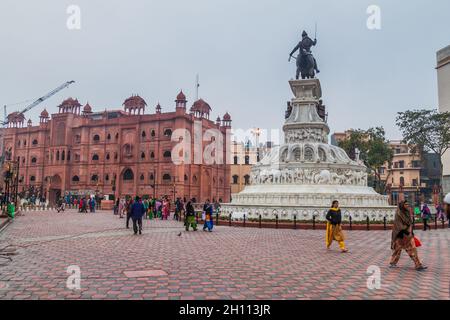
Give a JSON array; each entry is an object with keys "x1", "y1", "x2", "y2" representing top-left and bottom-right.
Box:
[{"x1": 414, "y1": 236, "x2": 422, "y2": 248}]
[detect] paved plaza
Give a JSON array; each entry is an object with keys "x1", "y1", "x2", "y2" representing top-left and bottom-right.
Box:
[{"x1": 0, "y1": 210, "x2": 448, "y2": 300}]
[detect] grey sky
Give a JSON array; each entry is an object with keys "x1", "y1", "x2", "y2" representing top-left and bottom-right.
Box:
[{"x1": 1, "y1": 0, "x2": 449, "y2": 141}]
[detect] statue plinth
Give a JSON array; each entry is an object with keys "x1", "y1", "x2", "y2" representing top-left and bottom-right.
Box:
[
  {"x1": 221, "y1": 78, "x2": 395, "y2": 222},
  {"x1": 289, "y1": 78, "x2": 322, "y2": 100}
]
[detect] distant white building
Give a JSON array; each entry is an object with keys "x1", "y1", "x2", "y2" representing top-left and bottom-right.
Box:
[{"x1": 437, "y1": 45, "x2": 450, "y2": 194}]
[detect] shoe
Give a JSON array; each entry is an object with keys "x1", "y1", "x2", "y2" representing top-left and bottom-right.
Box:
[
  {"x1": 139, "y1": 230, "x2": 142, "y2": 235},
  {"x1": 389, "y1": 264, "x2": 398, "y2": 268},
  {"x1": 341, "y1": 249, "x2": 348, "y2": 253},
  {"x1": 134, "y1": 232, "x2": 137, "y2": 235},
  {"x1": 416, "y1": 266, "x2": 428, "y2": 271}
]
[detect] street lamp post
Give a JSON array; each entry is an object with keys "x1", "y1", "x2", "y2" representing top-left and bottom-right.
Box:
[{"x1": 251, "y1": 128, "x2": 262, "y2": 163}]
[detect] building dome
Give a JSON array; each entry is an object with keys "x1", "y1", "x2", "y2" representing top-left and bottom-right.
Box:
[
  {"x1": 123, "y1": 95, "x2": 147, "y2": 108},
  {"x1": 190, "y1": 99, "x2": 211, "y2": 114},
  {"x1": 59, "y1": 97, "x2": 81, "y2": 108},
  {"x1": 223, "y1": 112, "x2": 231, "y2": 121},
  {"x1": 123, "y1": 95, "x2": 147, "y2": 115},
  {"x1": 176, "y1": 90, "x2": 186, "y2": 101},
  {"x1": 83, "y1": 103, "x2": 92, "y2": 113},
  {"x1": 40, "y1": 109, "x2": 49, "y2": 118}
]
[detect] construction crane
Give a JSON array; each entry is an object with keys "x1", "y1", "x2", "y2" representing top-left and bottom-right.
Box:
[
  {"x1": 2, "y1": 80, "x2": 75, "y2": 126},
  {"x1": 0, "y1": 80, "x2": 75, "y2": 162}
]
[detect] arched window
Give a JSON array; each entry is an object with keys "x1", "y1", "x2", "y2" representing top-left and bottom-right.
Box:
[
  {"x1": 150, "y1": 151, "x2": 155, "y2": 159},
  {"x1": 151, "y1": 129, "x2": 156, "y2": 137},
  {"x1": 184, "y1": 174, "x2": 188, "y2": 182},
  {"x1": 149, "y1": 173, "x2": 154, "y2": 180},
  {"x1": 114, "y1": 152, "x2": 118, "y2": 160},
  {"x1": 140, "y1": 174, "x2": 145, "y2": 181},
  {"x1": 31, "y1": 157, "x2": 37, "y2": 164},
  {"x1": 105, "y1": 174, "x2": 109, "y2": 181},
  {"x1": 92, "y1": 154, "x2": 99, "y2": 161},
  {"x1": 304, "y1": 147, "x2": 314, "y2": 162},
  {"x1": 106, "y1": 153, "x2": 110, "y2": 160},
  {"x1": 91, "y1": 174, "x2": 99, "y2": 182},
  {"x1": 107, "y1": 133, "x2": 111, "y2": 140},
  {"x1": 67, "y1": 151, "x2": 71, "y2": 161},
  {"x1": 163, "y1": 128, "x2": 172, "y2": 137},
  {"x1": 72, "y1": 175, "x2": 80, "y2": 182},
  {"x1": 123, "y1": 168, "x2": 134, "y2": 181},
  {"x1": 17, "y1": 140, "x2": 21, "y2": 147},
  {"x1": 30, "y1": 176, "x2": 36, "y2": 182},
  {"x1": 124, "y1": 144, "x2": 132, "y2": 156},
  {"x1": 244, "y1": 155, "x2": 250, "y2": 165},
  {"x1": 32, "y1": 139, "x2": 38, "y2": 145},
  {"x1": 56, "y1": 150, "x2": 60, "y2": 161},
  {"x1": 115, "y1": 133, "x2": 119, "y2": 140},
  {"x1": 162, "y1": 173, "x2": 171, "y2": 182},
  {"x1": 294, "y1": 148, "x2": 301, "y2": 161},
  {"x1": 244, "y1": 175, "x2": 250, "y2": 185},
  {"x1": 318, "y1": 148, "x2": 326, "y2": 162},
  {"x1": 61, "y1": 150, "x2": 65, "y2": 161},
  {"x1": 163, "y1": 151, "x2": 171, "y2": 158},
  {"x1": 93, "y1": 134, "x2": 100, "y2": 142},
  {"x1": 233, "y1": 156, "x2": 238, "y2": 165},
  {"x1": 232, "y1": 175, "x2": 239, "y2": 184},
  {"x1": 141, "y1": 152, "x2": 146, "y2": 160},
  {"x1": 24, "y1": 140, "x2": 27, "y2": 146},
  {"x1": 192, "y1": 175, "x2": 198, "y2": 184},
  {"x1": 141, "y1": 131, "x2": 146, "y2": 138},
  {"x1": 399, "y1": 176, "x2": 405, "y2": 186}
]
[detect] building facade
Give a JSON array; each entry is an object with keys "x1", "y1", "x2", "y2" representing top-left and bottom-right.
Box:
[
  {"x1": 437, "y1": 45, "x2": 450, "y2": 194},
  {"x1": 1, "y1": 91, "x2": 231, "y2": 204},
  {"x1": 230, "y1": 141, "x2": 257, "y2": 195},
  {"x1": 331, "y1": 133, "x2": 441, "y2": 205}
]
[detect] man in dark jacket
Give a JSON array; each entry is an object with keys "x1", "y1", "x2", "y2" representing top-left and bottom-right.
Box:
[{"x1": 130, "y1": 196, "x2": 145, "y2": 235}]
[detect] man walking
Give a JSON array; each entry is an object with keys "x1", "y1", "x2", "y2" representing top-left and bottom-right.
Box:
[{"x1": 130, "y1": 196, "x2": 145, "y2": 235}]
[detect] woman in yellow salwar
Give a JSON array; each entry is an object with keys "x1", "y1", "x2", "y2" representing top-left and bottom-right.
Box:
[{"x1": 325, "y1": 200, "x2": 348, "y2": 253}]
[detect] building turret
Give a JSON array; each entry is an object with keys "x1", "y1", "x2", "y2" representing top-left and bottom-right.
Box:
[
  {"x1": 222, "y1": 112, "x2": 232, "y2": 127},
  {"x1": 123, "y1": 95, "x2": 147, "y2": 115},
  {"x1": 58, "y1": 98, "x2": 81, "y2": 114}
]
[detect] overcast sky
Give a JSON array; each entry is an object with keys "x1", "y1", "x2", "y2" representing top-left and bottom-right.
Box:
[{"x1": 1, "y1": 0, "x2": 449, "y2": 142}]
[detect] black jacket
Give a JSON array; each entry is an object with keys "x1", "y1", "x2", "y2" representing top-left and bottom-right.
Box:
[
  {"x1": 326, "y1": 209, "x2": 342, "y2": 225},
  {"x1": 186, "y1": 202, "x2": 195, "y2": 217}
]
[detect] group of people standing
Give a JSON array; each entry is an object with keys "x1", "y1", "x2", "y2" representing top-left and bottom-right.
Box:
[
  {"x1": 113, "y1": 196, "x2": 221, "y2": 235},
  {"x1": 75, "y1": 197, "x2": 96, "y2": 213}
]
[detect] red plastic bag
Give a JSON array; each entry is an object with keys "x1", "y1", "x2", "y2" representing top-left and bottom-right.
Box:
[{"x1": 414, "y1": 236, "x2": 422, "y2": 248}]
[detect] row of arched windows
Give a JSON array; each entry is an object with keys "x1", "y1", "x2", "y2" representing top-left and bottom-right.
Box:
[
  {"x1": 17, "y1": 139, "x2": 39, "y2": 148},
  {"x1": 90, "y1": 150, "x2": 171, "y2": 161},
  {"x1": 232, "y1": 175, "x2": 250, "y2": 185},
  {"x1": 233, "y1": 155, "x2": 250, "y2": 165}
]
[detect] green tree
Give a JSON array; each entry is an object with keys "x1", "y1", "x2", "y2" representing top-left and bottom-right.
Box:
[
  {"x1": 396, "y1": 109, "x2": 450, "y2": 199},
  {"x1": 338, "y1": 127, "x2": 393, "y2": 193}
]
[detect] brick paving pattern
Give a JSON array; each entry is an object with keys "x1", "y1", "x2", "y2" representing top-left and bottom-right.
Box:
[{"x1": 0, "y1": 209, "x2": 448, "y2": 300}]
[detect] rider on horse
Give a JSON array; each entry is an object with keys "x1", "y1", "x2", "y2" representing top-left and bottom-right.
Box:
[{"x1": 289, "y1": 31, "x2": 320, "y2": 79}]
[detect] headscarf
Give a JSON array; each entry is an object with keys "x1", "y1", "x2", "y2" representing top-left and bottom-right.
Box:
[{"x1": 391, "y1": 201, "x2": 412, "y2": 249}]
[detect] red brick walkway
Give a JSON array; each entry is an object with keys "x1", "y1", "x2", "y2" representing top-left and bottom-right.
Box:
[{"x1": 0, "y1": 210, "x2": 448, "y2": 300}]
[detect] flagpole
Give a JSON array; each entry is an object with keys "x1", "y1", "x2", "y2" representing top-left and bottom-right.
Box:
[{"x1": 195, "y1": 74, "x2": 199, "y2": 101}]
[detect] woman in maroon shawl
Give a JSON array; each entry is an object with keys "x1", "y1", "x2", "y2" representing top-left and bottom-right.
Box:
[{"x1": 390, "y1": 200, "x2": 427, "y2": 271}]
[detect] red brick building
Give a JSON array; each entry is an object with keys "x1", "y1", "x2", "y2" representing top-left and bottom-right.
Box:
[{"x1": 2, "y1": 91, "x2": 231, "y2": 204}]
